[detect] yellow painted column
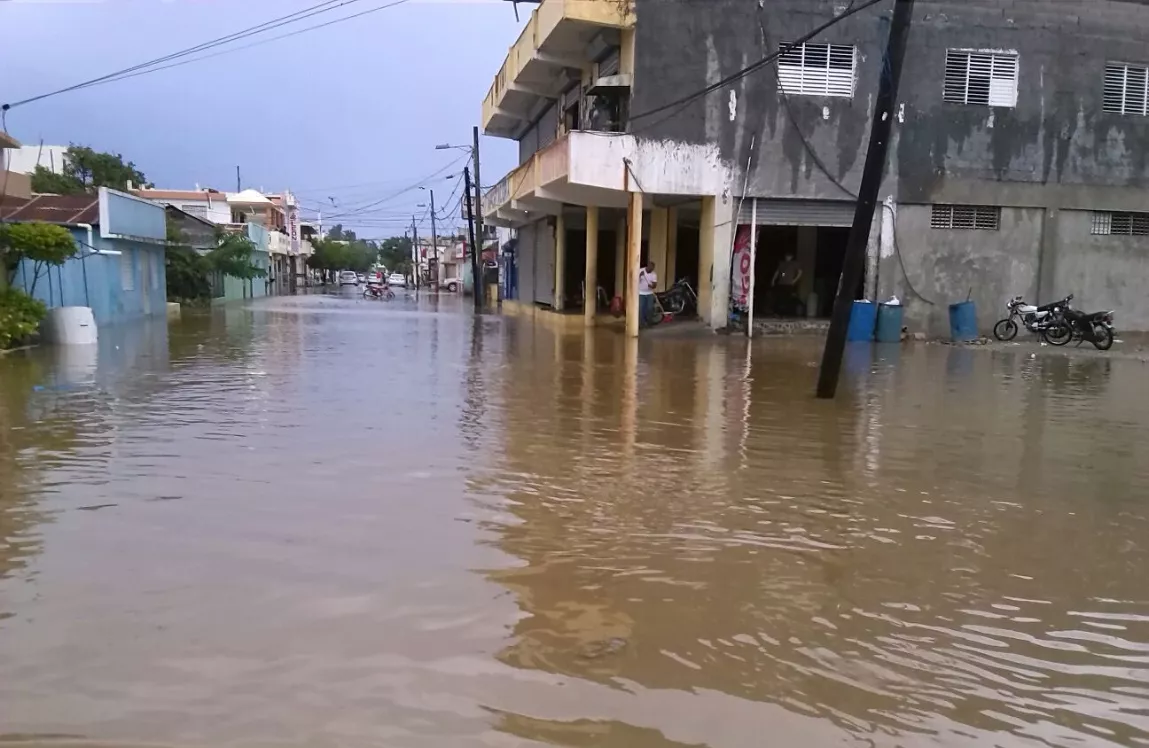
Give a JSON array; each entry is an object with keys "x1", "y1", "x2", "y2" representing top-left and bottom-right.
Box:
[
  {"x1": 626, "y1": 192, "x2": 643, "y2": 337},
  {"x1": 585, "y1": 205, "x2": 599, "y2": 327},
  {"x1": 648, "y1": 206, "x2": 668, "y2": 291},
  {"x1": 665, "y1": 206, "x2": 679, "y2": 285},
  {"x1": 554, "y1": 211, "x2": 566, "y2": 311},
  {"x1": 697, "y1": 196, "x2": 715, "y2": 324},
  {"x1": 614, "y1": 216, "x2": 626, "y2": 299}
]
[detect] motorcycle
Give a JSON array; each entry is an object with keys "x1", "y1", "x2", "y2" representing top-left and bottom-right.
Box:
[
  {"x1": 993, "y1": 294, "x2": 1073, "y2": 341},
  {"x1": 363, "y1": 284, "x2": 395, "y2": 300},
  {"x1": 655, "y1": 278, "x2": 699, "y2": 317},
  {"x1": 1043, "y1": 307, "x2": 1115, "y2": 350}
]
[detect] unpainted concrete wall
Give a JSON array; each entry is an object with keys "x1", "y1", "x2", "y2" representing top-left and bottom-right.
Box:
[
  {"x1": 880, "y1": 205, "x2": 1043, "y2": 337},
  {"x1": 1053, "y1": 210, "x2": 1149, "y2": 330},
  {"x1": 631, "y1": 0, "x2": 1149, "y2": 207}
]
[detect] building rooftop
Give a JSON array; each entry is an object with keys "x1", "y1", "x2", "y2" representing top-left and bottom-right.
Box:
[
  {"x1": 228, "y1": 189, "x2": 273, "y2": 206},
  {"x1": 135, "y1": 187, "x2": 225, "y2": 201},
  {"x1": 0, "y1": 193, "x2": 99, "y2": 225}
]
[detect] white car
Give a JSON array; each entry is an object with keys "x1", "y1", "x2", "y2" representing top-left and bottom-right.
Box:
[
  {"x1": 338, "y1": 270, "x2": 359, "y2": 286},
  {"x1": 388, "y1": 273, "x2": 407, "y2": 288}
]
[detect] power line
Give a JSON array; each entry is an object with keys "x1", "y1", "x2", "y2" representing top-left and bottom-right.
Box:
[
  {"x1": 321, "y1": 155, "x2": 468, "y2": 220},
  {"x1": 2, "y1": 0, "x2": 412, "y2": 110},
  {"x1": 626, "y1": 0, "x2": 886, "y2": 127}
]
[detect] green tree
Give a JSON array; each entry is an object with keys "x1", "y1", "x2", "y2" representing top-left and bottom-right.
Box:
[
  {"x1": 29, "y1": 144, "x2": 152, "y2": 194},
  {"x1": 29, "y1": 165, "x2": 84, "y2": 195},
  {"x1": 164, "y1": 221, "x2": 212, "y2": 302},
  {"x1": 0, "y1": 222, "x2": 76, "y2": 294},
  {"x1": 379, "y1": 235, "x2": 413, "y2": 275},
  {"x1": 207, "y1": 233, "x2": 266, "y2": 280}
]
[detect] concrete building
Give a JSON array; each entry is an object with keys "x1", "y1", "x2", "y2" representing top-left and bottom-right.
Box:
[
  {"x1": 135, "y1": 187, "x2": 233, "y2": 224},
  {"x1": 4, "y1": 144, "x2": 69, "y2": 179},
  {"x1": 0, "y1": 188, "x2": 168, "y2": 327},
  {"x1": 483, "y1": 0, "x2": 1149, "y2": 335},
  {"x1": 1, "y1": 134, "x2": 33, "y2": 201}
]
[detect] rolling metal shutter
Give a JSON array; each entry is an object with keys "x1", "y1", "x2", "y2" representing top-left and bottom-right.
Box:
[
  {"x1": 737, "y1": 198, "x2": 856, "y2": 226},
  {"x1": 517, "y1": 223, "x2": 535, "y2": 303},
  {"x1": 534, "y1": 218, "x2": 556, "y2": 306}
]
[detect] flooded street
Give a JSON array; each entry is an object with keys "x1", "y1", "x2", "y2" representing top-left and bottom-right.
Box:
[{"x1": 3, "y1": 291, "x2": 1149, "y2": 747}]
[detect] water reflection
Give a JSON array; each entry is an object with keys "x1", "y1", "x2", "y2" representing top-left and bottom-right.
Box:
[
  {"x1": 483, "y1": 328, "x2": 1149, "y2": 746},
  {"x1": 1, "y1": 298, "x2": 1148, "y2": 747}
]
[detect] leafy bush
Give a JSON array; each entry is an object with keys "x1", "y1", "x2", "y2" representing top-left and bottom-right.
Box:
[{"x1": 0, "y1": 288, "x2": 48, "y2": 350}]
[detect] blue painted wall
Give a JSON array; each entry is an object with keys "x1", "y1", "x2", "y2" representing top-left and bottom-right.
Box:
[{"x1": 14, "y1": 229, "x2": 167, "y2": 328}]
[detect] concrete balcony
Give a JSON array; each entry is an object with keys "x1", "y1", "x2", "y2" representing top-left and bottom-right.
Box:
[
  {"x1": 482, "y1": 0, "x2": 634, "y2": 138},
  {"x1": 484, "y1": 132, "x2": 630, "y2": 227}
]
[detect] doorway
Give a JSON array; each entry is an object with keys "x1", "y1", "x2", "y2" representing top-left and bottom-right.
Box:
[{"x1": 752, "y1": 225, "x2": 859, "y2": 318}]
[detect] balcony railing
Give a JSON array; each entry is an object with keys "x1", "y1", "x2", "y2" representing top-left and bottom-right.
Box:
[{"x1": 481, "y1": 0, "x2": 635, "y2": 136}]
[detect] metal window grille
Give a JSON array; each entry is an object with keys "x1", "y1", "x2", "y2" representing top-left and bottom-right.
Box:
[
  {"x1": 1091, "y1": 211, "x2": 1149, "y2": 236},
  {"x1": 1103, "y1": 62, "x2": 1149, "y2": 116},
  {"x1": 930, "y1": 205, "x2": 1001, "y2": 230},
  {"x1": 943, "y1": 50, "x2": 1019, "y2": 107},
  {"x1": 778, "y1": 42, "x2": 857, "y2": 98}
]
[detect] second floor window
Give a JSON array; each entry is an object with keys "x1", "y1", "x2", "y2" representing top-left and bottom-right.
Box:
[
  {"x1": 944, "y1": 50, "x2": 1019, "y2": 108},
  {"x1": 778, "y1": 42, "x2": 857, "y2": 98},
  {"x1": 1092, "y1": 211, "x2": 1149, "y2": 236},
  {"x1": 1104, "y1": 62, "x2": 1149, "y2": 116}
]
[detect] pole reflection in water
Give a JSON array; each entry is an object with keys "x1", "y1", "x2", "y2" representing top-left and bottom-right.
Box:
[{"x1": 0, "y1": 294, "x2": 1145, "y2": 748}]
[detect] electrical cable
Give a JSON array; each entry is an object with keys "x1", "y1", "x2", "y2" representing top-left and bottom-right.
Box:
[
  {"x1": 625, "y1": 0, "x2": 886, "y2": 126},
  {"x1": 321, "y1": 154, "x2": 467, "y2": 220},
  {"x1": 753, "y1": 0, "x2": 934, "y2": 306},
  {"x1": 2, "y1": 0, "x2": 411, "y2": 110}
]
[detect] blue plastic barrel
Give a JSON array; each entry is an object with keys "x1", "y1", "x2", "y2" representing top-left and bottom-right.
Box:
[
  {"x1": 949, "y1": 301, "x2": 978, "y2": 341},
  {"x1": 876, "y1": 303, "x2": 905, "y2": 343},
  {"x1": 847, "y1": 301, "x2": 877, "y2": 342}
]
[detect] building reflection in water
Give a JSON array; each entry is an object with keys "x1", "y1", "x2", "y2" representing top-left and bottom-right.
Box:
[{"x1": 476, "y1": 323, "x2": 1149, "y2": 746}]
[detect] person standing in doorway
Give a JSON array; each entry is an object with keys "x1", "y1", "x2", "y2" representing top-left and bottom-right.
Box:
[
  {"x1": 770, "y1": 252, "x2": 803, "y2": 316},
  {"x1": 638, "y1": 260, "x2": 658, "y2": 328}
]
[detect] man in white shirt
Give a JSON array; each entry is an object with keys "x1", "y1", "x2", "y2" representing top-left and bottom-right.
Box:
[{"x1": 638, "y1": 260, "x2": 657, "y2": 328}]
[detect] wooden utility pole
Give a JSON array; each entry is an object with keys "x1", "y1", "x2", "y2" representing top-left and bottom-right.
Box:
[
  {"x1": 472, "y1": 126, "x2": 486, "y2": 308},
  {"x1": 428, "y1": 188, "x2": 438, "y2": 289},
  {"x1": 464, "y1": 166, "x2": 482, "y2": 312},
  {"x1": 411, "y1": 215, "x2": 419, "y2": 289},
  {"x1": 816, "y1": 0, "x2": 915, "y2": 399}
]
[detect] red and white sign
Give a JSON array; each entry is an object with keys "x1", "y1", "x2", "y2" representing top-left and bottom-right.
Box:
[{"x1": 731, "y1": 225, "x2": 753, "y2": 309}]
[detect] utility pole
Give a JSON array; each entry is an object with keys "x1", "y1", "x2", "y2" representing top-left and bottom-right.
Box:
[
  {"x1": 236, "y1": 165, "x2": 241, "y2": 192},
  {"x1": 464, "y1": 166, "x2": 481, "y2": 313},
  {"x1": 411, "y1": 214, "x2": 419, "y2": 290},
  {"x1": 471, "y1": 126, "x2": 485, "y2": 305},
  {"x1": 428, "y1": 188, "x2": 438, "y2": 290},
  {"x1": 816, "y1": 0, "x2": 915, "y2": 399}
]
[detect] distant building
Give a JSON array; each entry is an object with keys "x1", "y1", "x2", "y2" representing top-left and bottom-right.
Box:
[
  {"x1": 4, "y1": 144, "x2": 69, "y2": 177},
  {"x1": 134, "y1": 187, "x2": 232, "y2": 224},
  {"x1": 0, "y1": 133, "x2": 31, "y2": 201}
]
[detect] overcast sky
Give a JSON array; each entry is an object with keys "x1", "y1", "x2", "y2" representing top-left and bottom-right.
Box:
[{"x1": 0, "y1": 0, "x2": 523, "y2": 240}]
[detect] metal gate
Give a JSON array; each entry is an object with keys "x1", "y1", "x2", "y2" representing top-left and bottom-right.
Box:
[{"x1": 737, "y1": 198, "x2": 856, "y2": 227}]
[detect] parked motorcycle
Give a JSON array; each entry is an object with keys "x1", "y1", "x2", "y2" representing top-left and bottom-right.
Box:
[
  {"x1": 1043, "y1": 307, "x2": 1115, "y2": 350},
  {"x1": 993, "y1": 294, "x2": 1073, "y2": 341},
  {"x1": 656, "y1": 278, "x2": 699, "y2": 317},
  {"x1": 363, "y1": 284, "x2": 395, "y2": 300}
]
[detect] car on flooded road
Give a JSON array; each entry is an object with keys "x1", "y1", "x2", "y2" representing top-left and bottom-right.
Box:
[
  {"x1": 338, "y1": 270, "x2": 359, "y2": 286},
  {"x1": 388, "y1": 273, "x2": 407, "y2": 288}
]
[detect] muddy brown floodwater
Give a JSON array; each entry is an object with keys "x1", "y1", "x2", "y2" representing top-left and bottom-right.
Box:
[{"x1": 2, "y1": 291, "x2": 1149, "y2": 747}]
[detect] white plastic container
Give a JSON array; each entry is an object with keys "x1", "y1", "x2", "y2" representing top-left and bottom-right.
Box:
[{"x1": 41, "y1": 306, "x2": 98, "y2": 345}]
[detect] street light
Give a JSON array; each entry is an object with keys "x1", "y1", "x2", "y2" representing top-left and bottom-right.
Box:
[{"x1": 435, "y1": 143, "x2": 472, "y2": 152}]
